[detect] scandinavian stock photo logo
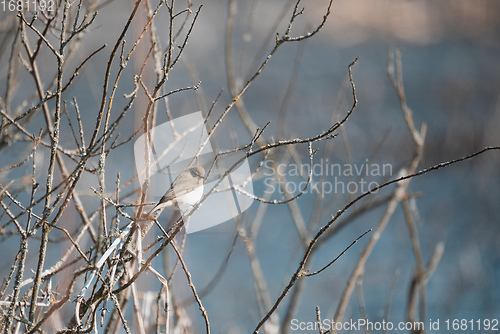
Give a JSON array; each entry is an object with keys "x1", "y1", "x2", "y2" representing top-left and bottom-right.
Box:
[
  {"x1": 262, "y1": 159, "x2": 393, "y2": 197},
  {"x1": 134, "y1": 111, "x2": 255, "y2": 233}
]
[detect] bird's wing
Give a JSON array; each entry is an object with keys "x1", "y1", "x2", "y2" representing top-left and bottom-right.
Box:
[{"x1": 156, "y1": 172, "x2": 198, "y2": 206}]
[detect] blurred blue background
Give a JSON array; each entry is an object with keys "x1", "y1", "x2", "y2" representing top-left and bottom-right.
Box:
[{"x1": 1, "y1": 0, "x2": 499, "y2": 332}]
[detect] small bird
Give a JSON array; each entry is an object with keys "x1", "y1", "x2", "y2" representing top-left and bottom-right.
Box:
[{"x1": 145, "y1": 165, "x2": 205, "y2": 219}]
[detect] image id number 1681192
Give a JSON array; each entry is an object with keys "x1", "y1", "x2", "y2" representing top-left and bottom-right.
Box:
[
  {"x1": 1, "y1": 0, "x2": 55, "y2": 12},
  {"x1": 444, "y1": 318, "x2": 498, "y2": 331}
]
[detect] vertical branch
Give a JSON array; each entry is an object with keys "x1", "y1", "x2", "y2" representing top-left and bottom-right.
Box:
[
  {"x1": 332, "y1": 49, "x2": 427, "y2": 331},
  {"x1": 110, "y1": 292, "x2": 132, "y2": 334},
  {"x1": 170, "y1": 240, "x2": 210, "y2": 333},
  {"x1": 111, "y1": 173, "x2": 120, "y2": 236},
  {"x1": 402, "y1": 198, "x2": 426, "y2": 325},
  {"x1": 0, "y1": 131, "x2": 39, "y2": 331},
  {"x1": 88, "y1": 0, "x2": 143, "y2": 149},
  {"x1": 130, "y1": 278, "x2": 146, "y2": 334},
  {"x1": 29, "y1": 0, "x2": 69, "y2": 324},
  {"x1": 235, "y1": 216, "x2": 278, "y2": 330},
  {"x1": 2, "y1": 229, "x2": 26, "y2": 331},
  {"x1": 98, "y1": 144, "x2": 109, "y2": 252},
  {"x1": 316, "y1": 306, "x2": 324, "y2": 334},
  {"x1": 165, "y1": 0, "x2": 175, "y2": 72},
  {"x1": 2, "y1": 19, "x2": 20, "y2": 131},
  {"x1": 332, "y1": 173, "x2": 414, "y2": 327}
]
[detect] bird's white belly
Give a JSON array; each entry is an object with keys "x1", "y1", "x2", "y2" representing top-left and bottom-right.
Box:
[{"x1": 177, "y1": 186, "x2": 204, "y2": 208}]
